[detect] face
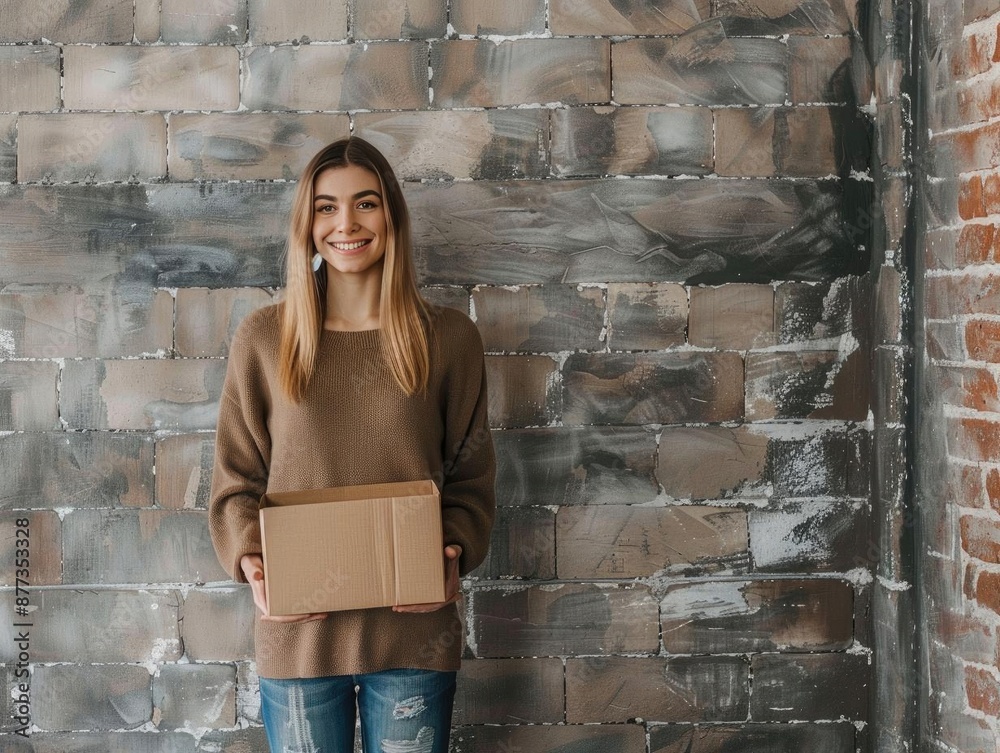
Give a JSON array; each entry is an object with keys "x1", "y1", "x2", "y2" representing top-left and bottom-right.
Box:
[{"x1": 311, "y1": 164, "x2": 388, "y2": 279}]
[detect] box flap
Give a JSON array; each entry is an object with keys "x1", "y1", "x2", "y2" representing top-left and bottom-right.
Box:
[{"x1": 261, "y1": 479, "x2": 438, "y2": 509}]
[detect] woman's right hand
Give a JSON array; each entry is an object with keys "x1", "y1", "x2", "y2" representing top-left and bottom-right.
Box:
[{"x1": 240, "y1": 554, "x2": 327, "y2": 623}]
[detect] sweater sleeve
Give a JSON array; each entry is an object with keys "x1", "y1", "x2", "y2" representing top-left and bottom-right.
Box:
[
  {"x1": 208, "y1": 316, "x2": 272, "y2": 584},
  {"x1": 438, "y1": 311, "x2": 497, "y2": 576}
]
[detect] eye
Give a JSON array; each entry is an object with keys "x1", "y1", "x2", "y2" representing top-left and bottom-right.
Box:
[
  {"x1": 358, "y1": 200, "x2": 378, "y2": 210},
  {"x1": 315, "y1": 204, "x2": 334, "y2": 214}
]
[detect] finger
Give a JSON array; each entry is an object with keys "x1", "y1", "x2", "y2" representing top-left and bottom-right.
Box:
[{"x1": 445, "y1": 545, "x2": 462, "y2": 559}]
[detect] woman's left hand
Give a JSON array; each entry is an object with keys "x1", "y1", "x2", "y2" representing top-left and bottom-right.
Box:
[{"x1": 392, "y1": 545, "x2": 462, "y2": 613}]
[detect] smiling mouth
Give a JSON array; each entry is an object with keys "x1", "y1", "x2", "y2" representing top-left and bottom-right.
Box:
[{"x1": 329, "y1": 239, "x2": 371, "y2": 250}]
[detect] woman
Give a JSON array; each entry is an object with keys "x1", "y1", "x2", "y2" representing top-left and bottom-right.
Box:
[{"x1": 208, "y1": 136, "x2": 496, "y2": 753}]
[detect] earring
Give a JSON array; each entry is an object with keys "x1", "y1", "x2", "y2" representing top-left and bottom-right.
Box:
[{"x1": 312, "y1": 253, "x2": 323, "y2": 272}]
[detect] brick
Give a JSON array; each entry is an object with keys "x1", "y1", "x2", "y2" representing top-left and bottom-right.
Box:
[
  {"x1": 176, "y1": 287, "x2": 273, "y2": 357},
  {"x1": 650, "y1": 723, "x2": 856, "y2": 753},
  {"x1": 661, "y1": 579, "x2": 854, "y2": 653},
  {"x1": 768, "y1": 429, "x2": 870, "y2": 498},
  {"x1": 470, "y1": 506, "x2": 555, "y2": 579},
  {"x1": 63, "y1": 510, "x2": 226, "y2": 584},
  {"x1": 925, "y1": 274, "x2": 1000, "y2": 319},
  {"x1": 988, "y1": 468, "x2": 1000, "y2": 512},
  {"x1": 420, "y1": 286, "x2": 468, "y2": 312},
  {"x1": 566, "y1": 656, "x2": 749, "y2": 723},
  {"x1": 931, "y1": 363, "x2": 1000, "y2": 412},
  {"x1": 958, "y1": 75, "x2": 1000, "y2": 125},
  {"x1": 0, "y1": 361, "x2": 59, "y2": 430},
  {"x1": 180, "y1": 588, "x2": 255, "y2": 661},
  {"x1": 562, "y1": 352, "x2": 744, "y2": 425},
  {"x1": 156, "y1": 434, "x2": 216, "y2": 510},
  {"x1": 0, "y1": 732, "x2": 197, "y2": 752},
  {"x1": 607, "y1": 282, "x2": 687, "y2": 350},
  {"x1": 243, "y1": 43, "x2": 428, "y2": 111},
  {"x1": 966, "y1": 665, "x2": 1000, "y2": 717},
  {"x1": 0, "y1": 0, "x2": 133, "y2": 42},
  {"x1": 248, "y1": 0, "x2": 347, "y2": 42},
  {"x1": 472, "y1": 583, "x2": 659, "y2": 657},
  {"x1": 473, "y1": 284, "x2": 604, "y2": 353},
  {"x1": 0, "y1": 511, "x2": 60, "y2": 585},
  {"x1": 485, "y1": 355, "x2": 557, "y2": 428},
  {"x1": 932, "y1": 607, "x2": 996, "y2": 667},
  {"x1": 746, "y1": 350, "x2": 870, "y2": 421},
  {"x1": 0, "y1": 113, "x2": 15, "y2": 181},
  {"x1": 715, "y1": 106, "x2": 840, "y2": 178},
  {"x1": 161, "y1": 0, "x2": 247, "y2": 43},
  {"x1": 977, "y1": 570, "x2": 1000, "y2": 615},
  {"x1": 960, "y1": 173, "x2": 986, "y2": 219},
  {"x1": 961, "y1": 515, "x2": 1000, "y2": 563},
  {"x1": 0, "y1": 46, "x2": 60, "y2": 112},
  {"x1": 198, "y1": 727, "x2": 269, "y2": 752},
  {"x1": 18, "y1": 113, "x2": 167, "y2": 183},
  {"x1": 947, "y1": 416, "x2": 1000, "y2": 462},
  {"x1": 788, "y1": 35, "x2": 853, "y2": 104},
  {"x1": 0, "y1": 589, "x2": 180, "y2": 663},
  {"x1": 927, "y1": 319, "x2": 967, "y2": 361},
  {"x1": 750, "y1": 501, "x2": 870, "y2": 572},
  {"x1": 355, "y1": 109, "x2": 549, "y2": 180},
  {"x1": 551, "y1": 0, "x2": 709, "y2": 34},
  {"x1": 494, "y1": 426, "x2": 658, "y2": 506},
  {"x1": 552, "y1": 106, "x2": 712, "y2": 178},
  {"x1": 61, "y1": 359, "x2": 226, "y2": 431},
  {"x1": 153, "y1": 664, "x2": 237, "y2": 729},
  {"x1": 0, "y1": 432, "x2": 154, "y2": 509},
  {"x1": 689, "y1": 284, "x2": 775, "y2": 348},
  {"x1": 750, "y1": 653, "x2": 869, "y2": 721},
  {"x1": 715, "y1": 0, "x2": 853, "y2": 34},
  {"x1": 450, "y1": 0, "x2": 545, "y2": 35},
  {"x1": 135, "y1": 0, "x2": 161, "y2": 41},
  {"x1": 967, "y1": 318, "x2": 1000, "y2": 362},
  {"x1": 408, "y1": 178, "x2": 854, "y2": 285},
  {"x1": 452, "y1": 658, "x2": 563, "y2": 725},
  {"x1": 613, "y1": 36, "x2": 786, "y2": 105},
  {"x1": 0, "y1": 287, "x2": 173, "y2": 358},
  {"x1": 431, "y1": 39, "x2": 611, "y2": 108},
  {"x1": 557, "y1": 505, "x2": 749, "y2": 578},
  {"x1": 354, "y1": 0, "x2": 446, "y2": 38},
  {"x1": 955, "y1": 223, "x2": 996, "y2": 266},
  {"x1": 656, "y1": 426, "x2": 769, "y2": 500},
  {"x1": 774, "y1": 278, "x2": 860, "y2": 345},
  {"x1": 33, "y1": 665, "x2": 152, "y2": 730},
  {"x1": 451, "y1": 725, "x2": 647, "y2": 752}
]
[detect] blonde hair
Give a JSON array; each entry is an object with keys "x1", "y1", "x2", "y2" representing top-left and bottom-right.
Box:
[{"x1": 278, "y1": 137, "x2": 431, "y2": 401}]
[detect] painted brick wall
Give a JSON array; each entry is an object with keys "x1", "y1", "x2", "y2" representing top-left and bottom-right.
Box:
[
  {"x1": 0, "y1": 1, "x2": 894, "y2": 750},
  {"x1": 919, "y1": 0, "x2": 1000, "y2": 750}
]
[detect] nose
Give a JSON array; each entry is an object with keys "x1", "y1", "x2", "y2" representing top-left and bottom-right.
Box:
[{"x1": 335, "y1": 205, "x2": 358, "y2": 232}]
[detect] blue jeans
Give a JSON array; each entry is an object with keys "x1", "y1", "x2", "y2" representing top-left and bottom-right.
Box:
[{"x1": 259, "y1": 668, "x2": 457, "y2": 753}]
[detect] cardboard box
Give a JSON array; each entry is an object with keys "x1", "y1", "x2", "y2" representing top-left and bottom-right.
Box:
[{"x1": 258, "y1": 479, "x2": 445, "y2": 616}]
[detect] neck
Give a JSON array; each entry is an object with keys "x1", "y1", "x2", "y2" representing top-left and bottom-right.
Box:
[{"x1": 323, "y1": 265, "x2": 383, "y2": 331}]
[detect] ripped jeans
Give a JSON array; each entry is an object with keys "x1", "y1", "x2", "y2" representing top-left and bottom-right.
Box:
[{"x1": 259, "y1": 668, "x2": 457, "y2": 753}]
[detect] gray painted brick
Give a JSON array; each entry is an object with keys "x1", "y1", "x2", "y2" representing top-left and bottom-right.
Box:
[
  {"x1": 551, "y1": 0, "x2": 709, "y2": 34},
  {"x1": 750, "y1": 653, "x2": 869, "y2": 721},
  {"x1": 0, "y1": 46, "x2": 60, "y2": 112},
  {"x1": 473, "y1": 284, "x2": 605, "y2": 353},
  {"x1": 656, "y1": 426, "x2": 769, "y2": 501},
  {"x1": 0, "y1": 511, "x2": 60, "y2": 586},
  {"x1": 552, "y1": 106, "x2": 713, "y2": 177},
  {"x1": 175, "y1": 287, "x2": 274, "y2": 357},
  {"x1": 0, "y1": 0, "x2": 134, "y2": 42},
  {"x1": 420, "y1": 286, "x2": 469, "y2": 313},
  {"x1": 566, "y1": 656, "x2": 750, "y2": 723},
  {"x1": 451, "y1": 725, "x2": 647, "y2": 753},
  {"x1": 431, "y1": 39, "x2": 611, "y2": 108},
  {"x1": 716, "y1": 0, "x2": 853, "y2": 34},
  {"x1": 746, "y1": 350, "x2": 868, "y2": 420},
  {"x1": 153, "y1": 664, "x2": 237, "y2": 730},
  {"x1": 155, "y1": 433, "x2": 216, "y2": 510},
  {"x1": 0, "y1": 361, "x2": 59, "y2": 430},
  {"x1": 63, "y1": 510, "x2": 226, "y2": 584},
  {"x1": 660, "y1": 579, "x2": 855, "y2": 653},
  {"x1": 613, "y1": 35, "x2": 786, "y2": 105},
  {"x1": 450, "y1": 0, "x2": 545, "y2": 35},
  {"x1": 181, "y1": 588, "x2": 255, "y2": 661},
  {"x1": 494, "y1": 426, "x2": 659, "y2": 507},
  {"x1": 0, "y1": 590, "x2": 181, "y2": 663},
  {"x1": 689, "y1": 284, "x2": 776, "y2": 349},
  {"x1": 33, "y1": 664, "x2": 152, "y2": 731},
  {"x1": 18, "y1": 114, "x2": 167, "y2": 183},
  {"x1": 135, "y1": 0, "x2": 161, "y2": 41},
  {"x1": 715, "y1": 106, "x2": 841, "y2": 178},
  {"x1": 161, "y1": 0, "x2": 248, "y2": 43},
  {"x1": 649, "y1": 723, "x2": 856, "y2": 753},
  {"x1": 473, "y1": 583, "x2": 659, "y2": 657},
  {"x1": 0, "y1": 432, "x2": 154, "y2": 510},
  {"x1": 562, "y1": 352, "x2": 744, "y2": 425},
  {"x1": 485, "y1": 355, "x2": 558, "y2": 428},
  {"x1": 63, "y1": 46, "x2": 240, "y2": 111},
  {"x1": 243, "y1": 43, "x2": 428, "y2": 110},
  {"x1": 453, "y1": 658, "x2": 563, "y2": 724},
  {"x1": 168, "y1": 113, "x2": 349, "y2": 181},
  {"x1": 557, "y1": 505, "x2": 749, "y2": 578},
  {"x1": 607, "y1": 282, "x2": 688, "y2": 350},
  {"x1": 354, "y1": 0, "x2": 446, "y2": 39},
  {"x1": 60, "y1": 359, "x2": 226, "y2": 431},
  {"x1": 767, "y1": 429, "x2": 870, "y2": 498},
  {"x1": 248, "y1": 0, "x2": 347, "y2": 43},
  {"x1": 354, "y1": 109, "x2": 549, "y2": 180},
  {"x1": 470, "y1": 506, "x2": 555, "y2": 580},
  {"x1": 749, "y1": 500, "x2": 871, "y2": 573},
  {"x1": 196, "y1": 728, "x2": 269, "y2": 752},
  {"x1": 0, "y1": 114, "x2": 15, "y2": 181},
  {"x1": 0, "y1": 732, "x2": 198, "y2": 752}
]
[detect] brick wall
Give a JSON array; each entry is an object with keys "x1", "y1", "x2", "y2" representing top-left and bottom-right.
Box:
[
  {"x1": 0, "y1": 1, "x2": 894, "y2": 750},
  {"x1": 918, "y1": 0, "x2": 1000, "y2": 750}
]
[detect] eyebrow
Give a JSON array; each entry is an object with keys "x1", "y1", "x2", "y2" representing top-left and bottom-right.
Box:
[{"x1": 313, "y1": 190, "x2": 382, "y2": 203}]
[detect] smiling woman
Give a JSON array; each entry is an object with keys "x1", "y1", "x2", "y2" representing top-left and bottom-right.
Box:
[{"x1": 207, "y1": 136, "x2": 496, "y2": 753}]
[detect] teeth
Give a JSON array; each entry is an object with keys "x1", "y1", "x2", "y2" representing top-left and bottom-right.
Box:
[{"x1": 331, "y1": 240, "x2": 368, "y2": 250}]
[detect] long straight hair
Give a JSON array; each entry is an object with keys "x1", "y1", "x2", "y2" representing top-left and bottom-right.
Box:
[{"x1": 278, "y1": 136, "x2": 431, "y2": 401}]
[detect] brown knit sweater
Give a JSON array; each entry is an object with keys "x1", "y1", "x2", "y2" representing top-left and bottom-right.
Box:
[{"x1": 208, "y1": 302, "x2": 496, "y2": 679}]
